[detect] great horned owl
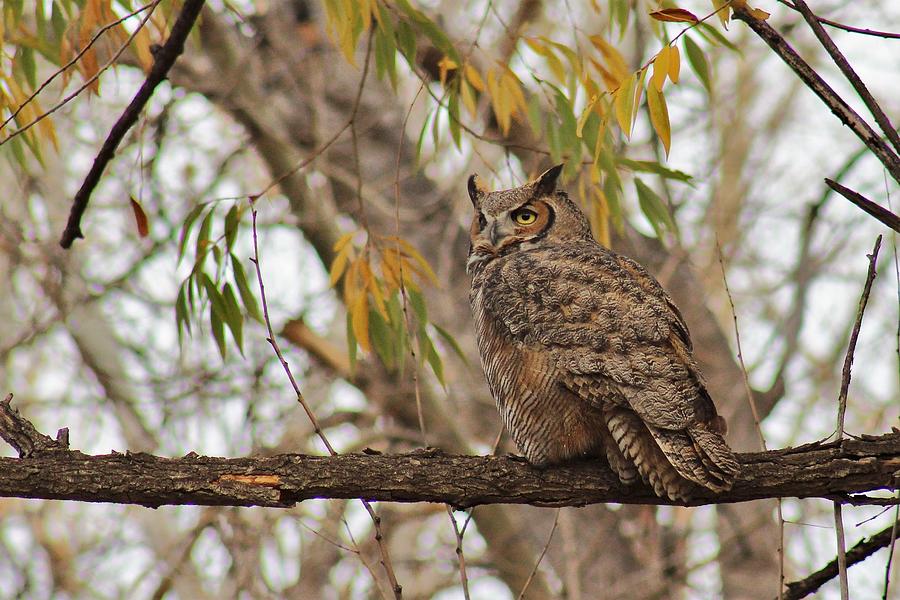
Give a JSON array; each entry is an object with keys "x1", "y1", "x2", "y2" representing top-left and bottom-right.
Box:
[{"x1": 466, "y1": 165, "x2": 739, "y2": 501}]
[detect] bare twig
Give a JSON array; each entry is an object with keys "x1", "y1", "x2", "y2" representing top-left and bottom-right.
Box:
[
  {"x1": 783, "y1": 519, "x2": 900, "y2": 600},
  {"x1": 836, "y1": 236, "x2": 883, "y2": 438},
  {"x1": 447, "y1": 507, "x2": 472, "y2": 600},
  {"x1": 732, "y1": 7, "x2": 900, "y2": 184},
  {"x1": 832, "y1": 236, "x2": 883, "y2": 599},
  {"x1": 516, "y1": 508, "x2": 559, "y2": 600},
  {"x1": 882, "y1": 500, "x2": 899, "y2": 599},
  {"x1": 789, "y1": 0, "x2": 900, "y2": 156},
  {"x1": 834, "y1": 503, "x2": 850, "y2": 600},
  {"x1": 717, "y1": 241, "x2": 785, "y2": 598},
  {"x1": 824, "y1": 179, "x2": 900, "y2": 233},
  {"x1": 777, "y1": 0, "x2": 900, "y2": 40},
  {"x1": 249, "y1": 207, "x2": 402, "y2": 598},
  {"x1": 60, "y1": 0, "x2": 205, "y2": 248}
]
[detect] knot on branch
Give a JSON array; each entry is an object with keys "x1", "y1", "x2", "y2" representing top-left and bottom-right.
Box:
[{"x1": 0, "y1": 394, "x2": 71, "y2": 458}]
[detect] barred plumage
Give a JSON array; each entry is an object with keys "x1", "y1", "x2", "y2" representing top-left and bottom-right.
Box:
[{"x1": 466, "y1": 165, "x2": 739, "y2": 501}]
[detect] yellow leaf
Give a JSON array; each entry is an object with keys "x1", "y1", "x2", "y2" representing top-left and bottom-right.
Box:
[
  {"x1": 576, "y1": 95, "x2": 598, "y2": 138},
  {"x1": 589, "y1": 36, "x2": 629, "y2": 86},
  {"x1": 632, "y1": 68, "x2": 648, "y2": 125},
  {"x1": 369, "y1": 277, "x2": 389, "y2": 319},
  {"x1": 438, "y1": 55, "x2": 458, "y2": 87},
  {"x1": 487, "y1": 69, "x2": 511, "y2": 135},
  {"x1": 460, "y1": 79, "x2": 478, "y2": 118},
  {"x1": 351, "y1": 293, "x2": 370, "y2": 352},
  {"x1": 647, "y1": 85, "x2": 671, "y2": 156},
  {"x1": 711, "y1": 0, "x2": 731, "y2": 27},
  {"x1": 464, "y1": 63, "x2": 485, "y2": 92},
  {"x1": 748, "y1": 8, "x2": 770, "y2": 20},
  {"x1": 330, "y1": 251, "x2": 350, "y2": 287},
  {"x1": 342, "y1": 259, "x2": 360, "y2": 307},
  {"x1": 500, "y1": 67, "x2": 527, "y2": 117},
  {"x1": 132, "y1": 24, "x2": 154, "y2": 73},
  {"x1": 380, "y1": 249, "x2": 401, "y2": 289},
  {"x1": 613, "y1": 73, "x2": 636, "y2": 137},
  {"x1": 668, "y1": 46, "x2": 681, "y2": 84},
  {"x1": 651, "y1": 46, "x2": 671, "y2": 92},
  {"x1": 333, "y1": 231, "x2": 355, "y2": 253},
  {"x1": 590, "y1": 186, "x2": 611, "y2": 247},
  {"x1": 382, "y1": 236, "x2": 439, "y2": 286}
]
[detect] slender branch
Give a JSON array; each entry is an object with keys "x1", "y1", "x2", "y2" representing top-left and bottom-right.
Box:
[
  {"x1": 516, "y1": 509, "x2": 558, "y2": 600},
  {"x1": 836, "y1": 235, "x2": 883, "y2": 438},
  {"x1": 732, "y1": 7, "x2": 900, "y2": 184},
  {"x1": 777, "y1": 0, "x2": 900, "y2": 40},
  {"x1": 447, "y1": 507, "x2": 472, "y2": 600},
  {"x1": 783, "y1": 519, "x2": 900, "y2": 600},
  {"x1": 789, "y1": 0, "x2": 900, "y2": 155},
  {"x1": 59, "y1": 0, "x2": 206, "y2": 248},
  {"x1": 825, "y1": 179, "x2": 900, "y2": 233}
]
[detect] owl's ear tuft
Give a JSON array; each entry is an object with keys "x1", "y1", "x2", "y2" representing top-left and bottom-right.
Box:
[
  {"x1": 468, "y1": 174, "x2": 487, "y2": 207},
  {"x1": 534, "y1": 164, "x2": 564, "y2": 197}
]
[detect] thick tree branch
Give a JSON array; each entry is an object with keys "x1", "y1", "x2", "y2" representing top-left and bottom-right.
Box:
[
  {"x1": 3, "y1": 397, "x2": 900, "y2": 508},
  {"x1": 59, "y1": 0, "x2": 206, "y2": 248}
]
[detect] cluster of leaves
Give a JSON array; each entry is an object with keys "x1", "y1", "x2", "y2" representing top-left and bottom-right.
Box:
[
  {"x1": 322, "y1": 1, "x2": 741, "y2": 246},
  {"x1": 175, "y1": 201, "x2": 262, "y2": 360},
  {"x1": 0, "y1": 0, "x2": 165, "y2": 164},
  {"x1": 329, "y1": 231, "x2": 462, "y2": 384}
]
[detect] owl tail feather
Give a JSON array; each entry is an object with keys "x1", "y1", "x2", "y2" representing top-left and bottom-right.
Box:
[
  {"x1": 604, "y1": 408, "x2": 697, "y2": 502},
  {"x1": 646, "y1": 423, "x2": 740, "y2": 494}
]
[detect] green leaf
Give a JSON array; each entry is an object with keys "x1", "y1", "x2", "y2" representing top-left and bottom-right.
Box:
[
  {"x1": 231, "y1": 254, "x2": 262, "y2": 322},
  {"x1": 684, "y1": 36, "x2": 711, "y2": 94},
  {"x1": 419, "y1": 329, "x2": 445, "y2": 386},
  {"x1": 224, "y1": 204, "x2": 239, "y2": 251},
  {"x1": 448, "y1": 89, "x2": 461, "y2": 149},
  {"x1": 635, "y1": 178, "x2": 678, "y2": 240},
  {"x1": 175, "y1": 281, "x2": 191, "y2": 342},
  {"x1": 178, "y1": 203, "x2": 207, "y2": 263},
  {"x1": 432, "y1": 323, "x2": 468, "y2": 364},
  {"x1": 346, "y1": 312, "x2": 358, "y2": 370},
  {"x1": 603, "y1": 174, "x2": 624, "y2": 234},
  {"x1": 696, "y1": 22, "x2": 740, "y2": 52},
  {"x1": 396, "y1": 19, "x2": 417, "y2": 61},
  {"x1": 616, "y1": 158, "x2": 693, "y2": 182},
  {"x1": 194, "y1": 208, "x2": 214, "y2": 266},
  {"x1": 221, "y1": 282, "x2": 244, "y2": 355},
  {"x1": 20, "y1": 47, "x2": 36, "y2": 89},
  {"x1": 553, "y1": 89, "x2": 577, "y2": 156},
  {"x1": 368, "y1": 307, "x2": 397, "y2": 370},
  {"x1": 407, "y1": 287, "x2": 427, "y2": 325},
  {"x1": 210, "y1": 308, "x2": 227, "y2": 360}
]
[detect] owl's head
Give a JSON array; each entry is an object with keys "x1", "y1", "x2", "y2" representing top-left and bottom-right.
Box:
[{"x1": 466, "y1": 164, "x2": 593, "y2": 274}]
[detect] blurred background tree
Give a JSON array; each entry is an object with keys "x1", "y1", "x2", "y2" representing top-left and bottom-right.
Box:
[{"x1": 0, "y1": 0, "x2": 898, "y2": 598}]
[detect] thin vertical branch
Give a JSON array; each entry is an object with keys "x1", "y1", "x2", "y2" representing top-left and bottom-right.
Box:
[
  {"x1": 836, "y1": 235, "x2": 883, "y2": 439},
  {"x1": 831, "y1": 235, "x2": 883, "y2": 600},
  {"x1": 516, "y1": 509, "x2": 560, "y2": 600},
  {"x1": 249, "y1": 206, "x2": 402, "y2": 599},
  {"x1": 834, "y1": 504, "x2": 850, "y2": 600},
  {"x1": 717, "y1": 242, "x2": 785, "y2": 598},
  {"x1": 393, "y1": 81, "x2": 429, "y2": 446},
  {"x1": 447, "y1": 507, "x2": 472, "y2": 600}
]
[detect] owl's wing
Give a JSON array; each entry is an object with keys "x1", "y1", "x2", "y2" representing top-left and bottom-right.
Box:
[{"x1": 483, "y1": 243, "x2": 738, "y2": 494}]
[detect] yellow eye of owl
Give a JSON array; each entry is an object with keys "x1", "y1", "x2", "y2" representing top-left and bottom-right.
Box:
[{"x1": 512, "y1": 208, "x2": 538, "y2": 225}]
